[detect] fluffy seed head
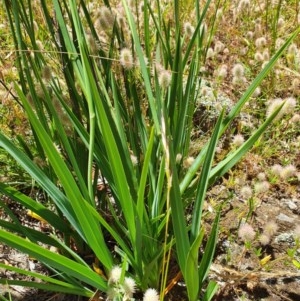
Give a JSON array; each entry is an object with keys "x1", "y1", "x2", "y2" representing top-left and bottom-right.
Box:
[
  {"x1": 259, "y1": 234, "x2": 270, "y2": 245},
  {"x1": 200, "y1": 22, "x2": 207, "y2": 35},
  {"x1": 183, "y1": 156, "x2": 195, "y2": 169},
  {"x1": 130, "y1": 154, "x2": 138, "y2": 166},
  {"x1": 288, "y1": 43, "x2": 298, "y2": 56},
  {"x1": 238, "y1": 0, "x2": 250, "y2": 11},
  {"x1": 135, "y1": 55, "x2": 149, "y2": 68},
  {"x1": 255, "y1": 37, "x2": 267, "y2": 49},
  {"x1": 158, "y1": 70, "x2": 172, "y2": 89},
  {"x1": 240, "y1": 186, "x2": 252, "y2": 199},
  {"x1": 232, "y1": 63, "x2": 245, "y2": 78},
  {"x1": 176, "y1": 153, "x2": 183, "y2": 163},
  {"x1": 206, "y1": 47, "x2": 215, "y2": 58},
  {"x1": 216, "y1": 8, "x2": 223, "y2": 20},
  {"x1": 254, "y1": 51, "x2": 263, "y2": 61},
  {"x1": 266, "y1": 98, "x2": 284, "y2": 120},
  {"x1": 291, "y1": 114, "x2": 300, "y2": 123},
  {"x1": 257, "y1": 172, "x2": 266, "y2": 181},
  {"x1": 232, "y1": 76, "x2": 246, "y2": 85},
  {"x1": 183, "y1": 22, "x2": 195, "y2": 37},
  {"x1": 261, "y1": 61, "x2": 269, "y2": 69},
  {"x1": 240, "y1": 47, "x2": 248, "y2": 56},
  {"x1": 282, "y1": 97, "x2": 296, "y2": 115},
  {"x1": 275, "y1": 38, "x2": 284, "y2": 49},
  {"x1": 232, "y1": 134, "x2": 245, "y2": 147},
  {"x1": 143, "y1": 288, "x2": 159, "y2": 301},
  {"x1": 87, "y1": 34, "x2": 99, "y2": 55},
  {"x1": 246, "y1": 31, "x2": 254, "y2": 39},
  {"x1": 117, "y1": 14, "x2": 126, "y2": 28},
  {"x1": 101, "y1": 6, "x2": 115, "y2": 28},
  {"x1": 252, "y1": 86, "x2": 261, "y2": 98},
  {"x1": 35, "y1": 40, "x2": 44, "y2": 51},
  {"x1": 280, "y1": 164, "x2": 297, "y2": 180},
  {"x1": 255, "y1": 22, "x2": 262, "y2": 35},
  {"x1": 123, "y1": 277, "x2": 136, "y2": 296},
  {"x1": 270, "y1": 164, "x2": 283, "y2": 176},
  {"x1": 277, "y1": 17, "x2": 285, "y2": 28},
  {"x1": 120, "y1": 48, "x2": 134, "y2": 70},
  {"x1": 264, "y1": 220, "x2": 278, "y2": 237},
  {"x1": 216, "y1": 65, "x2": 228, "y2": 79},
  {"x1": 106, "y1": 287, "x2": 118, "y2": 300},
  {"x1": 262, "y1": 49, "x2": 269, "y2": 61},
  {"x1": 214, "y1": 41, "x2": 225, "y2": 54},
  {"x1": 108, "y1": 266, "x2": 122, "y2": 284},
  {"x1": 238, "y1": 223, "x2": 256, "y2": 242},
  {"x1": 254, "y1": 181, "x2": 270, "y2": 194}
]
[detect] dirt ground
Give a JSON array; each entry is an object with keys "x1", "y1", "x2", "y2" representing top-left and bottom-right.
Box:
[{"x1": 1, "y1": 168, "x2": 299, "y2": 301}]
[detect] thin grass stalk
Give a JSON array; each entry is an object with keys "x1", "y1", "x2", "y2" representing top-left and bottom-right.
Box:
[
  {"x1": 143, "y1": 0, "x2": 151, "y2": 58},
  {"x1": 160, "y1": 112, "x2": 173, "y2": 299}
]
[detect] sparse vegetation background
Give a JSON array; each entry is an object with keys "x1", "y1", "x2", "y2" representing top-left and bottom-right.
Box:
[{"x1": 0, "y1": 0, "x2": 299, "y2": 301}]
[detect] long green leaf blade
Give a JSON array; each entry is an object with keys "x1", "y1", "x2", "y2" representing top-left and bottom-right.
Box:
[
  {"x1": 0, "y1": 229, "x2": 107, "y2": 291},
  {"x1": 14, "y1": 84, "x2": 113, "y2": 269},
  {"x1": 190, "y1": 110, "x2": 224, "y2": 242}
]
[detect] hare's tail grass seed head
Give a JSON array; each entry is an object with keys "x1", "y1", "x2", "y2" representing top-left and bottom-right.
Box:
[
  {"x1": 264, "y1": 221, "x2": 278, "y2": 237},
  {"x1": 231, "y1": 134, "x2": 245, "y2": 147},
  {"x1": 232, "y1": 63, "x2": 245, "y2": 78},
  {"x1": 240, "y1": 185, "x2": 253, "y2": 199},
  {"x1": 259, "y1": 233, "x2": 270, "y2": 245},
  {"x1": 183, "y1": 22, "x2": 195, "y2": 38},
  {"x1": 238, "y1": 223, "x2": 256, "y2": 242},
  {"x1": 123, "y1": 277, "x2": 136, "y2": 297},
  {"x1": 280, "y1": 164, "x2": 297, "y2": 180},
  {"x1": 143, "y1": 288, "x2": 160, "y2": 301},
  {"x1": 254, "y1": 181, "x2": 270, "y2": 194},
  {"x1": 158, "y1": 69, "x2": 172, "y2": 89},
  {"x1": 108, "y1": 265, "x2": 122, "y2": 285},
  {"x1": 120, "y1": 48, "x2": 134, "y2": 70}
]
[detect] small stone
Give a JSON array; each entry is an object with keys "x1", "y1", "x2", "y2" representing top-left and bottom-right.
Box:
[
  {"x1": 286, "y1": 200, "x2": 297, "y2": 210},
  {"x1": 276, "y1": 213, "x2": 294, "y2": 223},
  {"x1": 275, "y1": 233, "x2": 294, "y2": 243}
]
